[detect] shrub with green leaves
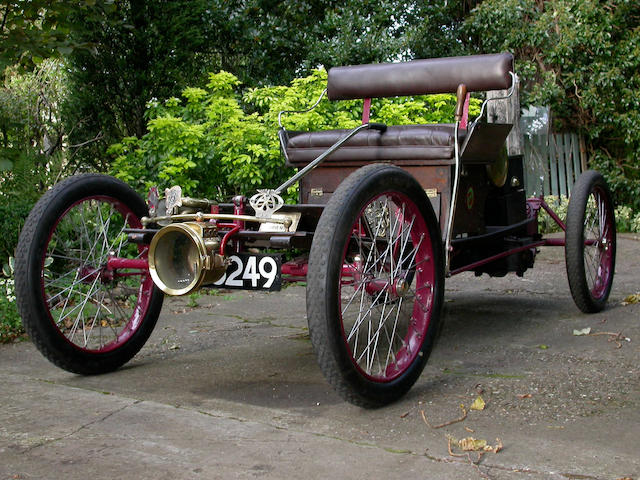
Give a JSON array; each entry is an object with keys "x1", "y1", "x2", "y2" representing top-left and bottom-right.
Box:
[
  {"x1": 537, "y1": 196, "x2": 569, "y2": 234},
  {"x1": 614, "y1": 205, "x2": 640, "y2": 234},
  {"x1": 109, "y1": 69, "x2": 481, "y2": 202},
  {"x1": 1, "y1": 60, "x2": 70, "y2": 269},
  {"x1": 0, "y1": 257, "x2": 22, "y2": 342},
  {"x1": 465, "y1": 0, "x2": 640, "y2": 211},
  {"x1": 0, "y1": 198, "x2": 35, "y2": 268},
  {"x1": 537, "y1": 195, "x2": 640, "y2": 234}
]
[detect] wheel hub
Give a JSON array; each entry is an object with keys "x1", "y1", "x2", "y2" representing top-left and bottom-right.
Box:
[
  {"x1": 363, "y1": 276, "x2": 411, "y2": 299},
  {"x1": 393, "y1": 278, "x2": 409, "y2": 298}
]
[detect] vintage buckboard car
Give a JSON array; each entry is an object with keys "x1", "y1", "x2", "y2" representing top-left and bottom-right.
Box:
[{"x1": 14, "y1": 53, "x2": 616, "y2": 407}]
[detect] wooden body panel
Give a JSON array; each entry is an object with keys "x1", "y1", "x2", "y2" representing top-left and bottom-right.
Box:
[{"x1": 298, "y1": 162, "x2": 453, "y2": 233}]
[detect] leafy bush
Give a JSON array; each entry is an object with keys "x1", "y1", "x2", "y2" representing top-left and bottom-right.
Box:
[
  {"x1": 109, "y1": 69, "x2": 481, "y2": 202},
  {"x1": 0, "y1": 258, "x2": 22, "y2": 343},
  {"x1": 590, "y1": 150, "x2": 640, "y2": 214},
  {"x1": 537, "y1": 195, "x2": 640, "y2": 234},
  {"x1": 614, "y1": 205, "x2": 640, "y2": 234},
  {"x1": 465, "y1": 0, "x2": 640, "y2": 211},
  {"x1": 0, "y1": 198, "x2": 36, "y2": 268},
  {"x1": 1, "y1": 60, "x2": 71, "y2": 268},
  {"x1": 537, "y1": 196, "x2": 569, "y2": 234}
]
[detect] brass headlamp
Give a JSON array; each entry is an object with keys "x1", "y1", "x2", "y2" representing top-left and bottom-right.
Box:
[{"x1": 148, "y1": 222, "x2": 225, "y2": 296}]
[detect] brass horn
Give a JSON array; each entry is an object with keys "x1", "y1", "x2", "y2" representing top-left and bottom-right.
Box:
[{"x1": 148, "y1": 222, "x2": 226, "y2": 295}]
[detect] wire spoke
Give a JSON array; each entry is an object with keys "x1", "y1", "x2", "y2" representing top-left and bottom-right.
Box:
[
  {"x1": 357, "y1": 294, "x2": 398, "y2": 368},
  {"x1": 67, "y1": 274, "x2": 102, "y2": 344},
  {"x1": 339, "y1": 193, "x2": 435, "y2": 381},
  {"x1": 40, "y1": 195, "x2": 147, "y2": 352},
  {"x1": 384, "y1": 297, "x2": 403, "y2": 372},
  {"x1": 46, "y1": 269, "x2": 101, "y2": 306}
]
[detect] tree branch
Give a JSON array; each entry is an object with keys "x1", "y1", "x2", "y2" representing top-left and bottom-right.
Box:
[
  {"x1": 1, "y1": 3, "x2": 10, "y2": 32},
  {"x1": 1, "y1": 125, "x2": 7, "y2": 148},
  {"x1": 69, "y1": 131, "x2": 104, "y2": 149}
]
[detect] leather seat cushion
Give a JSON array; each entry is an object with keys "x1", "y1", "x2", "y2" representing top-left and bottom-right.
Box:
[{"x1": 285, "y1": 124, "x2": 464, "y2": 165}]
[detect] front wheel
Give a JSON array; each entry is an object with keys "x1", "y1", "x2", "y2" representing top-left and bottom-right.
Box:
[
  {"x1": 565, "y1": 170, "x2": 616, "y2": 313},
  {"x1": 14, "y1": 174, "x2": 164, "y2": 374},
  {"x1": 307, "y1": 164, "x2": 445, "y2": 407}
]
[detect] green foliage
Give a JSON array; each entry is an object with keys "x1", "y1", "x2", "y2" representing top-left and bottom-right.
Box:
[
  {"x1": 0, "y1": 177, "x2": 38, "y2": 343},
  {"x1": 45, "y1": 1, "x2": 486, "y2": 175},
  {"x1": 465, "y1": 0, "x2": 640, "y2": 210},
  {"x1": 3, "y1": 0, "x2": 488, "y2": 183},
  {"x1": 5, "y1": 0, "x2": 637, "y2": 215},
  {"x1": 204, "y1": 0, "x2": 435, "y2": 85},
  {"x1": 0, "y1": 1, "x2": 116, "y2": 73},
  {"x1": 537, "y1": 195, "x2": 640, "y2": 234},
  {"x1": 0, "y1": 60, "x2": 68, "y2": 175},
  {"x1": 614, "y1": 205, "x2": 640, "y2": 234},
  {"x1": 300, "y1": 1, "x2": 423, "y2": 69},
  {"x1": 110, "y1": 69, "x2": 480, "y2": 201},
  {"x1": 0, "y1": 198, "x2": 35, "y2": 268},
  {"x1": 63, "y1": 0, "x2": 430, "y2": 172},
  {"x1": 60, "y1": 0, "x2": 232, "y2": 171},
  {"x1": 0, "y1": 257, "x2": 22, "y2": 343},
  {"x1": 537, "y1": 196, "x2": 569, "y2": 234},
  {"x1": 403, "y1": 1, "x2": 483, "y2": 59},
  {"x1": 187, "y1": 292, "x2": 200, "y2": 308},
  {"x1": 1, "y1": 60, "x2": 69, "y2": 267}
]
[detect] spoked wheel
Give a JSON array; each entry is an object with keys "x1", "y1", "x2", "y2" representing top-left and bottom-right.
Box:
[
  {"x1": 307, "y1": 164, "x2": 444, "y2": 407},
  {"x1": 565, "y1": 170, "x2": 616, "y2": 313},
  {"x1": 15, "y1": 174, "x2": 164, "y2": 374}
]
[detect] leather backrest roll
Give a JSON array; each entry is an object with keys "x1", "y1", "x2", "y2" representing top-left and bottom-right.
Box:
[{"x1": 327, "y1": 53, "x2": 514, "y2": 100}]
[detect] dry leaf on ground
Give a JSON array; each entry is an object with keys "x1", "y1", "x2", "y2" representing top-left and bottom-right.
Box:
[
  {"x1": 449, "y1": 436, "x2": 503, "y2": 454},
  {"x1": 459, "y1": 437, "x2": 487, "y2": 451},
  {"x1": 573, "y1": 327, "x2": 592, "y2": 336},
  {"x1": 470, "y1": 395, "x2": 486, "y2": 411}
]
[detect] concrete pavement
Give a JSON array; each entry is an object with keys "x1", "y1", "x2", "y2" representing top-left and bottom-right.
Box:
[{"x1": 1, "y1": 235, "x2": 639, "y2": 479}]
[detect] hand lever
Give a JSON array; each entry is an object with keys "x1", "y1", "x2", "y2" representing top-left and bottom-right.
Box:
[{"x1": 455, "y1": 84, "x2": 467, "y2": 122}]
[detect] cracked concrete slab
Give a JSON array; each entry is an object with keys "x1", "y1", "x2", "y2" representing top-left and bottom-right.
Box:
[
  {"x1": 2, "y1": 374, "x2": 496, "y2": 480},
  {"x1": 1, "y1": 236, "x2": 639, "y2": 479}
]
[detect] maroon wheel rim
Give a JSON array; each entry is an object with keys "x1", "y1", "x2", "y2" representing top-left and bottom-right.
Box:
[
  {"x1": 584, "y1": 186, "x2": 614, "y2": 300},
  {"x1": 40, "y1": 196, "x2": 154, "y2": 353},
  {"x1": 338, "y1": 192, "x2": 436, "y2": 383}
]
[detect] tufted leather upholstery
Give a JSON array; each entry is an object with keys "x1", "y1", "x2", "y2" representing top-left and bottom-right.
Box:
[
  {"x1": 284, "y1": 53, "x2": 514, "y2": 167},
  {"x1": 285, "y1": 124, "x2": 466, "y2": 165}
]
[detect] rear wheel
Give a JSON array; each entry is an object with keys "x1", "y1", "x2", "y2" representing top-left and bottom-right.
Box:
[
  {"x1": 565, "y1": 170, "x2": 616, "y2": 313},
  {"x1": 307, "y1": 164, "x2": 444, "y2": 407},
  {"x1": 15, "y1": 174, "x2": 164, "y2": 374}
]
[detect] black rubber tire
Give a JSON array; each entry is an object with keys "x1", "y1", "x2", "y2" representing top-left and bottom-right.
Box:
[
  {"x1": 565, "y1": 170, "x2": 616, "y2": 313},
  {"x1": 15, "y1": 174, "x2": 164, "y2": 374},
  {"x1": 307, "y1": 164, "x2": 445, "y2": 407}
]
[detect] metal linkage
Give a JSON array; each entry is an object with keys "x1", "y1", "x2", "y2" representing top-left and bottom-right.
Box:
[
  {"x1": 277, "y1": 89, "x2": 327, "y2": 128},
  {"x1": 471, "y1": 72, "x2": 518, "y2": 129},
  {"x1": 275, "y1": 123, "x2": 378, "y2": 195},
  {"x1": 142, "y1": 212, "x2": 292, "y2": 229},
  {"x1": 444, "y1": 120, "x2": 462, "y2": 275},
  {"x1": 252, "y1": 122, "x2": 386, "y2": 218}
]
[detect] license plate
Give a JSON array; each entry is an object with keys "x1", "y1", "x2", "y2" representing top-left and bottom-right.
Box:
[{"x1": 212, "y1": 253, "x2": 282, "y2": 291}]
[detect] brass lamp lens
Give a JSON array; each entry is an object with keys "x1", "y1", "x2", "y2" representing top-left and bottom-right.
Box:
[{"x1": 152, "y1": 230, "x2": 201, "y2": 292}]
